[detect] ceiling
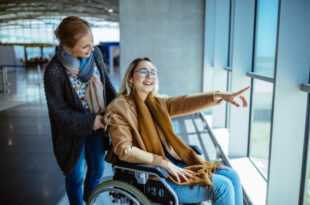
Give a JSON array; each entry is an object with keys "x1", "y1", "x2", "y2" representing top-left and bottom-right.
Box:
[{"x1": 0, "y1": 0, "x2": 119, "y2": 28}]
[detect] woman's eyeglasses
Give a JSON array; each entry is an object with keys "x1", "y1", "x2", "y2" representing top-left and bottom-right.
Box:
[{"x1": 134, "y1": 68, "x2": 158, "y2": 79}]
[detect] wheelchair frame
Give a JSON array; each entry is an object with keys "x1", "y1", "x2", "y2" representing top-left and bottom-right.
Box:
[{"x1": 86, "y1": 145, "x2": 203, "y2": 205}]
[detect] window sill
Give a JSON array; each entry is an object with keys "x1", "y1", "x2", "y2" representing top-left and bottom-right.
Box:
[
  {"x1": 210, "y1": 125, "x2": 267, "y2": 205},
  {"x1": 230, "y1": 157, "x2": 267, "y2": 205}
]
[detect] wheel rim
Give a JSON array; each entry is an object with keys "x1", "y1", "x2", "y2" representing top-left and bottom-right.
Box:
[{"x1": 87, "y1": 180, "x2": 151, "y2": 205}]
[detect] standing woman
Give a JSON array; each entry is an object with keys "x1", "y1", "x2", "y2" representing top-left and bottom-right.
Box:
[{"x1": 44, "y1": 16, "x2": 116, "y2": 204}]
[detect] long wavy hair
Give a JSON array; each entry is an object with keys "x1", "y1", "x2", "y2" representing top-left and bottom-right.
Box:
[{"x1": 103, "y1": 57, "x2": 161, "y2": 125}]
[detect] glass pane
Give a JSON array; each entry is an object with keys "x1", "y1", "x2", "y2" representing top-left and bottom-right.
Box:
[
  {"x1": 249, "y1": 79, "x2": 273, "y2": 179},
  {"x1": 43, "y1": 47, "x2": 55, "y2": 58},
  {"x1": 227, "y1": 0, "x2": 234, "y2": 67},
  {"x1": 304, "y1": 96, "x2": 310, "y2": 205},
  {"x1": 225, "y1": 71, "x2": 232, "y2": 128},
  {"x1": 26, "y1": 47, "x2": 41, "y2": 59},
  {"x1": 31, "y1": 21, "x2": 40, "y2": 43},
  {"x1": 23, "y1": 26, "x2": 32, "y2": 43},
  {"x1": 307, "y1": 169, "x2": 310, "y2": 204},
  {"x1": 253, "y1": 0, "x2": 279, "y2": 77}
]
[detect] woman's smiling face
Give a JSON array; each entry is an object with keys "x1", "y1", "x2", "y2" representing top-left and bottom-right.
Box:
[
  {"x1": 67, "y1": 32, "x2": 94, "y2": 58},
  {"x1": 129, "y1": 60, "x2": 158, "y2": 95}
]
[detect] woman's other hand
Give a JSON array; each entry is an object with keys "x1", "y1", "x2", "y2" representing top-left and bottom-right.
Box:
[
  {"x1": 92, "y1": 115, "x2": 105, "y2": 131},
  {"x1": 166, "y1": 162, "x2": 194, "y2": 183},
  {"x1": 216, "y1": 86, "x2": 251, "y2": 108}
]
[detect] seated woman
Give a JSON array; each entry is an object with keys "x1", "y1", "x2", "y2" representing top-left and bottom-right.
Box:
[{"x1": 104, "y1": 58, "x2": 249, "y2": 205}]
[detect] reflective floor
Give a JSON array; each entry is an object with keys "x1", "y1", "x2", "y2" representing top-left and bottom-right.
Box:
[
  {"x1": 0, "y1": 67, "x2": 63, "y2": 204},
  {"x1": 0, "y1": 67, "x2": 216, "y2": 204},
  {"x1": 0, "y1": 103, "x2": 64, "y2": 204}
]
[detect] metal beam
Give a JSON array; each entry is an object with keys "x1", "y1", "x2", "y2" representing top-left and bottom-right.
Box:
[
  {"x1": 0, "y1": 13, "x2": 118, "y2": 24},
  {"x1": 0, "y1": 0, "x2": 118, "y2": 10},
  {"x1": 246, "y1": 71, "x2": 274, "y2": 83},
  {"x1": 0, "y1": 0, "x2": 119, "y2": 25}
]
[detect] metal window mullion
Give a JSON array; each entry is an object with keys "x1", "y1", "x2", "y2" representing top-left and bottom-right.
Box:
[
  {"x1": 191, "y1": 117, "x2": 210, "y2": 161},
  {"x1": 224, "y1": 66, "x2": 232, "y2": 72},
  {"x1": 301, "y1": 84, "x2": 310, "y2": 93},
  {"x1": 247, "y1": 77, "x2": 255, "y2": 157},
  {"x1": 247, "y1": 71, "x2": 274, "y2": 83}
]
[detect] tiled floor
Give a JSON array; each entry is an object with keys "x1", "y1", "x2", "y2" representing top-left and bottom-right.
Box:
[
  {"x1": 0, "y1": 67, "x2": 218, "y2": 204},
  {"x1": 0, "y1": 102, "x2": 64, "y2": 204}
]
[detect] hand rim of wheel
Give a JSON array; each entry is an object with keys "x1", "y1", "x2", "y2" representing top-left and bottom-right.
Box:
[{"x1": 86, "y1": 180, "x2": 152, "y2": 205}]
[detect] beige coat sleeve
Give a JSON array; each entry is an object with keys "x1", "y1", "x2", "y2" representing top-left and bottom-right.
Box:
[
  {"x1": 109, "y1": 112, "x2": 169, "y2": 169},
  {"x1": 163, "y1": 91, "x2": 222, "y2": 117}
]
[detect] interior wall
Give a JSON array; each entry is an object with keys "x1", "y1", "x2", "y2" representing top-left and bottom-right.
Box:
[{"x1": 119, "y1": 0, "x2": 205, "y2": 96}]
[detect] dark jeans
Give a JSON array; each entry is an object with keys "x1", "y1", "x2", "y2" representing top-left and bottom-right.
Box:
[{"x1": 65, "y1": 130, "x2": 106, "y2": 205}]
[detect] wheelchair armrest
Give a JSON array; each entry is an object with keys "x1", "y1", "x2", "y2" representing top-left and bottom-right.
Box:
[
  {"x1": 113, "y1": 160, "x2": 170, "y2": 179},
  {"x1": 189, "y1": 145, "x2": 203, "y2": 155}
]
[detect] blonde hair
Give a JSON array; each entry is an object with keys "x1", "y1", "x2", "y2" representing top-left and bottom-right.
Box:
[
  {"x1": 54, "y1": 16, "x2": 91, "y2": 48},
  {"x1": 103, "y1": 58, "x2": 162, "y2": 125}
]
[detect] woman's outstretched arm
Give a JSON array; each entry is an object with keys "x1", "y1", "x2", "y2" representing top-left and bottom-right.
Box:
[{"x1": 162, "y1": 86, "x2": 250, "y2": 118}]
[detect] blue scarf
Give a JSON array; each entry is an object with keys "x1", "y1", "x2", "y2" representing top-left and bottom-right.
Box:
[
  {"x1": 56, "y1": 45, "x2": 105, "y2": 114},
  {"x1": 57, "y1": 45, "x2": 95, "y2": 83}
]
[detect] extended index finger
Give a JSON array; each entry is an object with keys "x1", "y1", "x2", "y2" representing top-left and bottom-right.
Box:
[{"x1": 233, "y1": 86, "x2": 251, "y2": 97}]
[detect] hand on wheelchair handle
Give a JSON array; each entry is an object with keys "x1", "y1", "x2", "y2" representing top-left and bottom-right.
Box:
[
  {"x1": 166, "y1": 162, "x2": 195, "y2": 183},
  {"x1": 92, "y1": 115, "x2": 105, "y2": 131}
]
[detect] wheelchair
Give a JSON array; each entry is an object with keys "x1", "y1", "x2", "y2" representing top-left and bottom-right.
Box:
[{"x1": 86, "y1": 145, "x2": 206, "y2": 205}]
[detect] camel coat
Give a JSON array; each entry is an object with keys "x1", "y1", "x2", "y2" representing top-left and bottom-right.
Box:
[{"x1": 105, "y1": 92, "x2": 221, "y2": 169}]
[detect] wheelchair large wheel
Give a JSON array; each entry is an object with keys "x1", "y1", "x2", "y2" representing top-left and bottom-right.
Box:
[{"x1": 87, "y1": 180, "x2": 151, "y2": 205}]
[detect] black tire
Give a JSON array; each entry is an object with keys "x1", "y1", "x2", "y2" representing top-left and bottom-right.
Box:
[{"x1": 86, "y1": 180, "x2": 151, "y2": 205}]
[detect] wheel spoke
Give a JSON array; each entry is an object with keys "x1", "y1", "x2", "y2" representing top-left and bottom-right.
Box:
[{"x1": 86, "y1": 180, "x2": 151, "y2": 205}]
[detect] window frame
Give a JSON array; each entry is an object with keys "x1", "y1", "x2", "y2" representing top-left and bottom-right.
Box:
[
  {"x1": 246, "y1": 0, "x2": 281, "y2": 181},
  {"x1": 224, "y1": 0, "x2": 235, "y2": 129},
  {"x1": 299, "y1": 81, "x2": 310, "y2": 204}
]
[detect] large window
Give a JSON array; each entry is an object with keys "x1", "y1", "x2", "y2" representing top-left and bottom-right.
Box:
[
  {"x1": 248, "y1": 0, "x2": 279, "y2": 179},
  {"x1": 253, "y1": 0, "x2": 279, "y2": 77},
  {"x1": 26, "y1": 47, "x2": 42, "y2": 60},
  {"x1": 300, "y1": 83, "x2": 310, "y2": 205},
  {"x1": 249, "y1": 80, "x2": 273, "y2": 178},
  {"x1": 225, "y1": 0, "x2": 235, "y2": 128},
  {"x1": 0, "y1": 18, "x2": 119, "y2": 44}
]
